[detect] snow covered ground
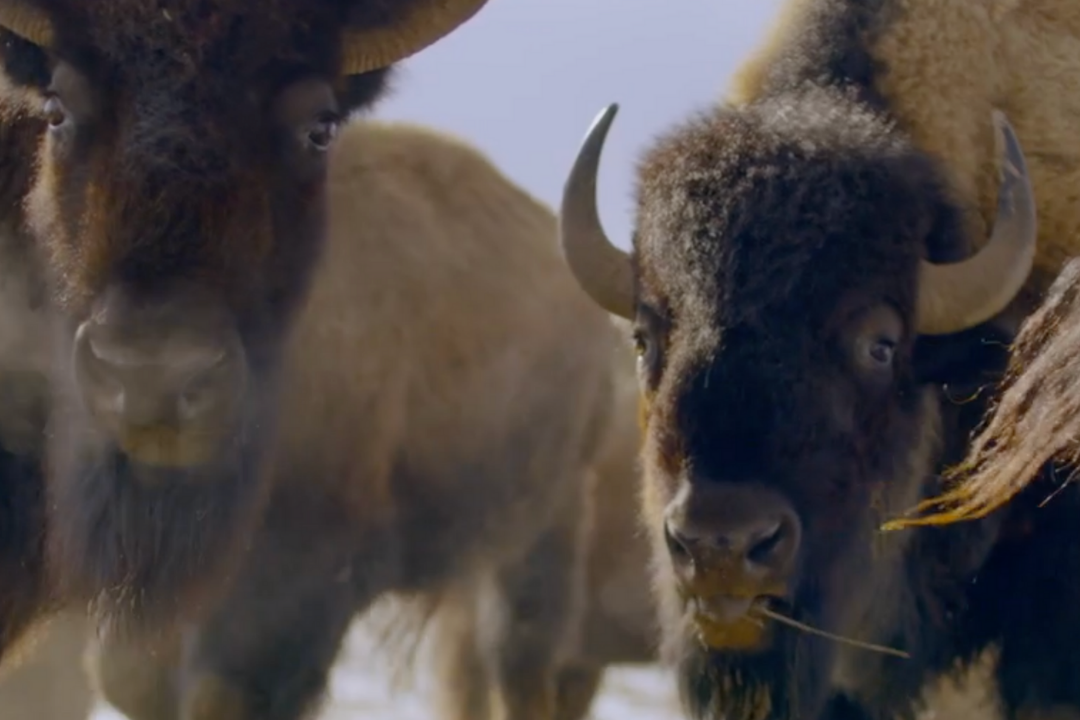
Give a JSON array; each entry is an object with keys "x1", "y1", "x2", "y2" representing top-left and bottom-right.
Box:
[
  {"x1": 2, "y1": 602, "x2": 1007, "y2": 720},
  {"x1": 85, "y1": 617, "x2": 1004, "y2": 720},
  {"x1": 87, "y1": 605, "x2": 681, "y2": 720}
]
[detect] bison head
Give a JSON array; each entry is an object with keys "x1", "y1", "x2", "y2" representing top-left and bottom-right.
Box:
[
  {"x1": 558, "y1": 88, "x2": 1035, "y2": 719},
  {"x1": 0, "y1": 0, "x2": 488, "y2": 632}
]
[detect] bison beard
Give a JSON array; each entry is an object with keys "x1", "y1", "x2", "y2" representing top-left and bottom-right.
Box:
[
  {"x1": 660, "y1": 545, "x2": 880, "y2": 720},
  {"x1": 44, "y1": 355, "x2": 282, "y2": 638},
  {"x1": 675, "y1": 625, "x2": 822, "y2": 720}
]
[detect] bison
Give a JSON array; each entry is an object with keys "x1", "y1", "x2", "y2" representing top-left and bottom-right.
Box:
[
  {"x1": 0, "y1": 0, "x2": 489, "y2": 652},
  {"x1": 555, "y1": 1, "x2": 1080, "y2": 718},
  {"x1": 67, "y1": 116, "x2": 624, "y2": 720}
]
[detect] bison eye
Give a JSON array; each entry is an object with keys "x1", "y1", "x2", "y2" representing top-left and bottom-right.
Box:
[
  {"x1": 632, "y1": 327, "x2": 663, "y2": 387},
  {"x1": 868, "y1": 338, "x2": 896, "y2": 366},
  {"x1": 633, "y1": 307, "x2": 667, "y2": 388},
  {"x1": 302, "y1": 113, "x2": 340, "y2": 153},
  {"x1": 42, "y1": 94, "x2": 68, "y2": 129},
  {"x1": 847, "y1": 304, "x2": 902, "y2": 377}
]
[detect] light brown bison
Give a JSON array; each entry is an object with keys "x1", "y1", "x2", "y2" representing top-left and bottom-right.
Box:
[
  {"x1": 75, "y1": 117, "x2": 622, "y2": 720},
  {"x1": 555, "y1": 0, "x2": 1080, "y2": 718},
  {"x1": 425, "y1": 317, "x2": 659, "y2": 720},
  {"x1": 551, "y1": 319, "x2": 658, "y2": 720},
  {"x1": 0, "y1": 0, "x2": 489, "y2": 658}
]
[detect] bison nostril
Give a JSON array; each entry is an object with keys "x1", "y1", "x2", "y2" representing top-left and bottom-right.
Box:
[
  {"x1": 664, "y1": 520, "x2": 693, "y2": 562},
  {"x1": 73, "y1": 317, "x2": 245, "y2": 427},
  {"x1": 744, "y1": 514, "x2": 800, "y2": 576},
  {"x1": 746, "y1": 521, "x2": 784, "y2": 566},
  {"x1": 177, "y1": 365, "x2": 229, "y2": 422},
  {"x1": 178, "y1": 384, "x2": 211, "y2": 422}
]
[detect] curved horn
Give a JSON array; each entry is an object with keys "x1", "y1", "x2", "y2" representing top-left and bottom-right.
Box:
[
  {"x1": 0, "y1": 2, "x2": 53, "y2": 47},
  {"x1": 916, "y1": 111, "x2": 1037, "y2": 335},
  {"x1": 559, "y1": 103, "x2": 635, "y2": 319},
  {"x1": 340, "y1": 0, "x2": 489, "y2": 75}
]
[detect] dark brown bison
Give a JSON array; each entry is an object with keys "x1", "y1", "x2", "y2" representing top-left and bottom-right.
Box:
[
  {"x1": 0, "y1": 0, "x2": 488, "y2": 654},
  {"x1": 69, "y1": 117, "x2": 623, "y2": 720},
  {"x1": 554, "y1": 1, "x2": 1080, "y2": 718}
]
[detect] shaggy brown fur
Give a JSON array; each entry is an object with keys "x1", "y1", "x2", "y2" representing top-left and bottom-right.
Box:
[
  {"x1": 558, "y1": 0, "x2": 1080, "y2": 718},
  {"x1": 0, "y1": 0, "x2": 488, "y2": 650},
  {"x1": 80, "y1": 118, "x2": 625, "y2": 720}
]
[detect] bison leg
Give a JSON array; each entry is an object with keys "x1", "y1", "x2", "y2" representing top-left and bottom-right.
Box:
[
  {"x1": 429, "y1": 584, "x2": 604, "y2": 720},
  {"x1": 177, "y1": 493, "x2": 363, "y2": 720},
  {"x1": 485, "y1": 479, "x2": 590, "y2": 720},
  {"x1": 88, "y1": 628, "x2": 181, "y2": 720},
  {"x1": 553, "y1": 662, "x2": 604, "y2": 720},
  {"x1": 430, "y1": 582, "x2": 493, "y2": 720}
]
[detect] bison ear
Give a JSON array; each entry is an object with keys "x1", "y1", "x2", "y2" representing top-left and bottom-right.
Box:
[
  {"x1": 911, "y1": 318, "x2": 1015, "y2": 390},
  {"x1": 338, "y1": 0, "x2": 489, "y2": 75}
]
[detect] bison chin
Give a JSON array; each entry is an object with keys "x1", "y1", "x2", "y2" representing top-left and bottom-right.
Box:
[
  {"x1": 662, "y1": 592, "x2": 836, "y2": 720},
  {"x1": 652, "y1": 496, "x2": 899, "y2": 720}
]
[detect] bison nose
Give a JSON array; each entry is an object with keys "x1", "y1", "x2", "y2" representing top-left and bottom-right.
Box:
[
  {"x1": 664, "y1": 481, "x2": 801, "y2": 591},
  {"x1": 72, "y1": 286, "x2": 247, "y2": 431},
  {"x1": 73, "y1": 321, "x2": 245, "y2": 428}
]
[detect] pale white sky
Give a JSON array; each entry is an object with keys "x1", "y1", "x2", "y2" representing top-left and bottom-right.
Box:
[{"x1": 377, "y1": 0, "x2": 784, "y2": 250}]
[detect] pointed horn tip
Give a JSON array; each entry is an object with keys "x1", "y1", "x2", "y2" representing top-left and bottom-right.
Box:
[
  {"x1": 565, "y1": 102, "x2": 622, "y2": 191},
  {"x1": 586, "y1": 103, "x2": 620, "y2": 138},
  {"x1": 992, "y1": 111, "x2": 1029, "y2": 177}
]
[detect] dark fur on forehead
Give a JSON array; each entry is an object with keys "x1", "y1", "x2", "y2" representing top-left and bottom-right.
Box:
[
  {"x1": 41, "y1": 0, "x2": 341, "y2": 77},
  {"x1": 632, "y1": 85, "x2": 966, "y2": 329},
  {"x1": 39, "y1": 0, "x2": 434, "y2": 41},
  {"x1": 40, "y1": 0, "x2": 422, "y2": 33},
  {"x1": 3, "y1": 1, "x2": 403, "y2": 102}
]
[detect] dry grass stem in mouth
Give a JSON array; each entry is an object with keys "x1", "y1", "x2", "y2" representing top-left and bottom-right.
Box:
[{"x1": 751, "y1": 604, "x2": 910, "y2": 659}]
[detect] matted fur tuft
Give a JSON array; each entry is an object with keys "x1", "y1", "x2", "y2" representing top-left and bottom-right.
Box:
[{"x1": 898, "y1": 258, "x2": 1080, "y2": 525}]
